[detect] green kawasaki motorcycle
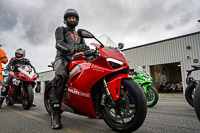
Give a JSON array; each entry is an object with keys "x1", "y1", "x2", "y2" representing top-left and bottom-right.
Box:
[{"x1": 130, "y1": 66, "x2": 159, "y2": 107}]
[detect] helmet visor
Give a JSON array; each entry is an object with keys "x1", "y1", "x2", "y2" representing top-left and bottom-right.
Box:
[{"x1": 15, "y1": 53, "x2": 23, "y2": 59}]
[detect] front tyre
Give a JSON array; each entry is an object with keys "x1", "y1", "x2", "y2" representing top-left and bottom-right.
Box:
[
  {"x1": 185, "y1": 83, "x2": 195, "y2": 108},
  {"x1": 22, "y1": 86, "x2": 34, "y2": 110},
  {"x1": 194, "y1": 82, "x2": 200, "y2": 121},
  {"x1": 101, "y1": 79, "x2": 147, "y2": 132},
  {"x1": 6, "y1": 98, "x2": 14, "y2": 106},
  {"x1": 6, "y1": 91, "x2": 14, "y2": 106},
  {"x1": 146, "y1": 86, "x2": 159, "y2": 107}
]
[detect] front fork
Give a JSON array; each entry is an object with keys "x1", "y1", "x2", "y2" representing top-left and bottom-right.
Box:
[
  {"x1": 20, "y1": 82, "x2": 26, "y2": 98},
  {"x1": 101, "y1": 77, "x2": 116, "y2": 106},
  {"x1": 141, "y1": 84, "x2": 151, "y2": 94}
]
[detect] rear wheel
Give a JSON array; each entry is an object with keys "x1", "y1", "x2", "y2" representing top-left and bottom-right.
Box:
[
  {"x1": 6, "y1": 98, "x2": 14, "y2": 106},
  {"x1": 22, "y1": 86, "x2": 34, "y2": 110},
  {"x1": 194, "y1": 82, "x2": 200, "y2": 121},
  {"x1": 44, "y1": 82, "x2": 54, "y2": 115},
  {"x1": 146, "y1": 86, "x2": 159, "y2": 107},
  {"x1": 101, "y1": 79, "x2": 147, "y2": 132},
  {"x1": 185, "y1": 83, "x2": 195, "y2": 108},
  {"x1": 44, "y1": 82, "x2": 64, "y2": 115}
]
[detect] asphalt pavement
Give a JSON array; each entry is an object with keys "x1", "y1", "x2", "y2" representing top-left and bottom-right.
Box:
[{"x1": 0, "y1": 92, "x2": 199, "y2": 133}]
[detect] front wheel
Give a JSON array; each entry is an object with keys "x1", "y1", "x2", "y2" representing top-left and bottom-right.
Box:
[
  {"x1": 6, "y1": 91, "x2": 14, "y2": 106},
  {"x1": 185, "y1": 83, "x2": 195, "y2": 107},
  {"x1": 146, "y1": 86, "x2": 159, "y2": 107},
  {"x1": 6, "y1": 98, "x2": 14, "y2": 106},
  {"x1": 101, "y1": 79, "x2": 147, "y2": 132},
  {"x1": 22, "y1": 86, "x2": 34, "y2": 110},
  {"x1": 194, "y1": 82, "x2": 200, "y2": 121}
]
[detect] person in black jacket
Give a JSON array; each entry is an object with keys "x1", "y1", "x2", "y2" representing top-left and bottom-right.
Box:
[
  {"x1": 0, "y1": 48, "x2": 37, "y2": 108},
  {"x1": 50, "y1": 8, "x2": 89, "y2": 129}
]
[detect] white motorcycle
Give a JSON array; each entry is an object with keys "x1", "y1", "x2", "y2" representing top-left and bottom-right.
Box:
[{"x1": 5, "y1": 65, "x2": 37, "y2": 110}]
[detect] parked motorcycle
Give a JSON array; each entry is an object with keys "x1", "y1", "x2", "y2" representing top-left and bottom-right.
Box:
[
  {"x1": 176, "y1": 82, "x2": 183, "y2": 92},
  {"x1": 165, "y1": 82, "x2": 177, "y2": 92},
  {"x1": 185, "y1": 65, "x2": 200, "y2": 107},
  {"x1": 130, "y1": 66, "x2": 159, "y2": 107},
  {"x1": 44, "y1": 29, "x2": 147, "y2": 132},
  {"x1": 4, "y1": 65, "x2": 37, "y2": 110}
]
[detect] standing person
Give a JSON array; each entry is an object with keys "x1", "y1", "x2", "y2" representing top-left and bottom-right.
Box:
[
  {"x1": 0, "y1": 44, "x2": 8, "y2": 108},
  {"x1": 51, "y1": 8, "x2": 89, "y2": 129},
  {"x1": 35, "y1": 84, "x2": 41, "y2": 93},
  {"x1": 0, "y1": 48, "x2": 37, "y2": 108}
]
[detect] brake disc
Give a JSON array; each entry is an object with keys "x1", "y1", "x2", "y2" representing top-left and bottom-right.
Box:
[{"x1": 104, "y1": 90, "x2": 130, "y2": 121}]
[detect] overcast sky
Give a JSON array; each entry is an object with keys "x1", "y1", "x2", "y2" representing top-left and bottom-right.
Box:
[{"x1": 1, "y1": 0, "x2": 200, "y2": 72}]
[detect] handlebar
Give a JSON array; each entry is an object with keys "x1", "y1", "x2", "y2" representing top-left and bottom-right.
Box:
[
  {"x1": 72, "y1": 50, "x2": 97, "y2": 60},
  {"x1": 48, "y1": 65, "x2": 54, "y2": 71},
  {"x1": 186, "y1": 68, "x2": 200, "y2": 77}
]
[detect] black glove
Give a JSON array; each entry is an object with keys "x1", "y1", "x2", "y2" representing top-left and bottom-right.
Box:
[
  {"x1": 77, "y1": 44, "x2": 86, "y2": 52},
  {"x1": 86, "y1": 45, "x2": 90, "y2": 51}
]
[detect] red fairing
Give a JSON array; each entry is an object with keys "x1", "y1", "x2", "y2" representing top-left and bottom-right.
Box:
[
  {"x1": 68, "y1": 52, "x2": 86, "y2": 71},
  {"x1": 107, "y1": 74, "x2": 132, "y2": 101},
  {"x1": 101, "y1": 47, "x2": 129, "y2": 67},
  {"x1": 18, "y1": 72, "x2": 37, "y2": 81}
]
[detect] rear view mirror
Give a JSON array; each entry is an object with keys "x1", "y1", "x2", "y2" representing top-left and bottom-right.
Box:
[
  {"x1": 77, "y1": 29, "x2": 95, "y2": 38},
  {"x1": 118, "y1": 43, "x2": 124, "y2": 49}
]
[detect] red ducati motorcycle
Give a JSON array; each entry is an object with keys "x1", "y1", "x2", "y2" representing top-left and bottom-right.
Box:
[
  {"x1": 44, "y1": 29, "x2": 147, "y2": 132},
  {"x1": 5, "y1": 65, "x2": 37, "y2": 110}
]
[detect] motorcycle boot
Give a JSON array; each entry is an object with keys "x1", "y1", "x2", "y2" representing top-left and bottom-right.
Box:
[{"x1": 51, "y1": 102, "x2": 62, "y2": 129}]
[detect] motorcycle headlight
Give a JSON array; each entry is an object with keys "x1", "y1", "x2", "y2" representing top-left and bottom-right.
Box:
[
  {"x1": 143, "y1": 77, "x2": 151, "y2": 81},
  {"x1": 106, "y1": 58, "x2": 124, "y2": 69}
]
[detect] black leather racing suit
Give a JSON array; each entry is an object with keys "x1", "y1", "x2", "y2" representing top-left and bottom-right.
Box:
[
  {"x1": 2, "y1": 57, "x2": 36, "y2": 96},
  {"x1": 51, "y1": 26, "x2": 87, "y2": 104}
]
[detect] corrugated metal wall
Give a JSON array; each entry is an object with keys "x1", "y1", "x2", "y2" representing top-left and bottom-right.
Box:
[{"x1": 123, "y1": 32, "x2": 200, "y2": 92}]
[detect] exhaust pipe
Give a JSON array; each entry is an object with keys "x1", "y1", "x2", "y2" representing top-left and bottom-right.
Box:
[{"x1": 61, "y1": 103, "x2": 75, "y2": 113}]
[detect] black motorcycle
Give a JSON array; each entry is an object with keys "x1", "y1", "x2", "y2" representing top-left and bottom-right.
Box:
[
  {"x1": 185, "y1": 65, "x2": 200, "y2": 107},
  {"x1": 165, "y1": 82, "x2": 177, "y2": 92}
]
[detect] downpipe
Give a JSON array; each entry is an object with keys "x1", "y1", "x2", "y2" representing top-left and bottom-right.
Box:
[{"x1": 61, "y1": 103, "x2": 75, "y2": 113}]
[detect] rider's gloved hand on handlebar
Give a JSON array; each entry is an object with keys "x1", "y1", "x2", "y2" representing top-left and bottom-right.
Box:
[
  {"x1": 86, "y1": 45, "x2": 90, "y2": 51},
  {"x1": 75, "y1": 44, "x2": 86, "y2": 52},
  {"x1": 9, "y1": 71, "x2": 15, "y2": 77}
]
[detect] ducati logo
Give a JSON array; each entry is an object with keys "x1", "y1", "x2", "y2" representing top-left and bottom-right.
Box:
[{"x1": 68, "y1": 88, "x2": 90, "y2": 98}]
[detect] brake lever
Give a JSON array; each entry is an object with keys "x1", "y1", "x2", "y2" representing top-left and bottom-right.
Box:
[{"x1": 72, "y1": 53, "x2": 85, "y2": 60}]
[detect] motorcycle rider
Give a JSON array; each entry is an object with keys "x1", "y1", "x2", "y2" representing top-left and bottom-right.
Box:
[
  {"x1": 51, "y1": 8, "x2": 89, "y2": 129},
  {"x1": 0, "y1": 48, "x2": 37, "y2": 108}
]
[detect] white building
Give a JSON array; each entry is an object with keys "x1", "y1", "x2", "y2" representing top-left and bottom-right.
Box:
[{"x1": 122, "y1": 31, "x2": 200, "y2": 92}]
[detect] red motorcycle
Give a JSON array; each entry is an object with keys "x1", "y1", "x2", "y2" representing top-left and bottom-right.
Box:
[
  {"x1": 44, "y1": 29, "x2": 147, "y2": 132},
  {"x1": 5, "y1": 65, "x2": 37, "y2": 110}
]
